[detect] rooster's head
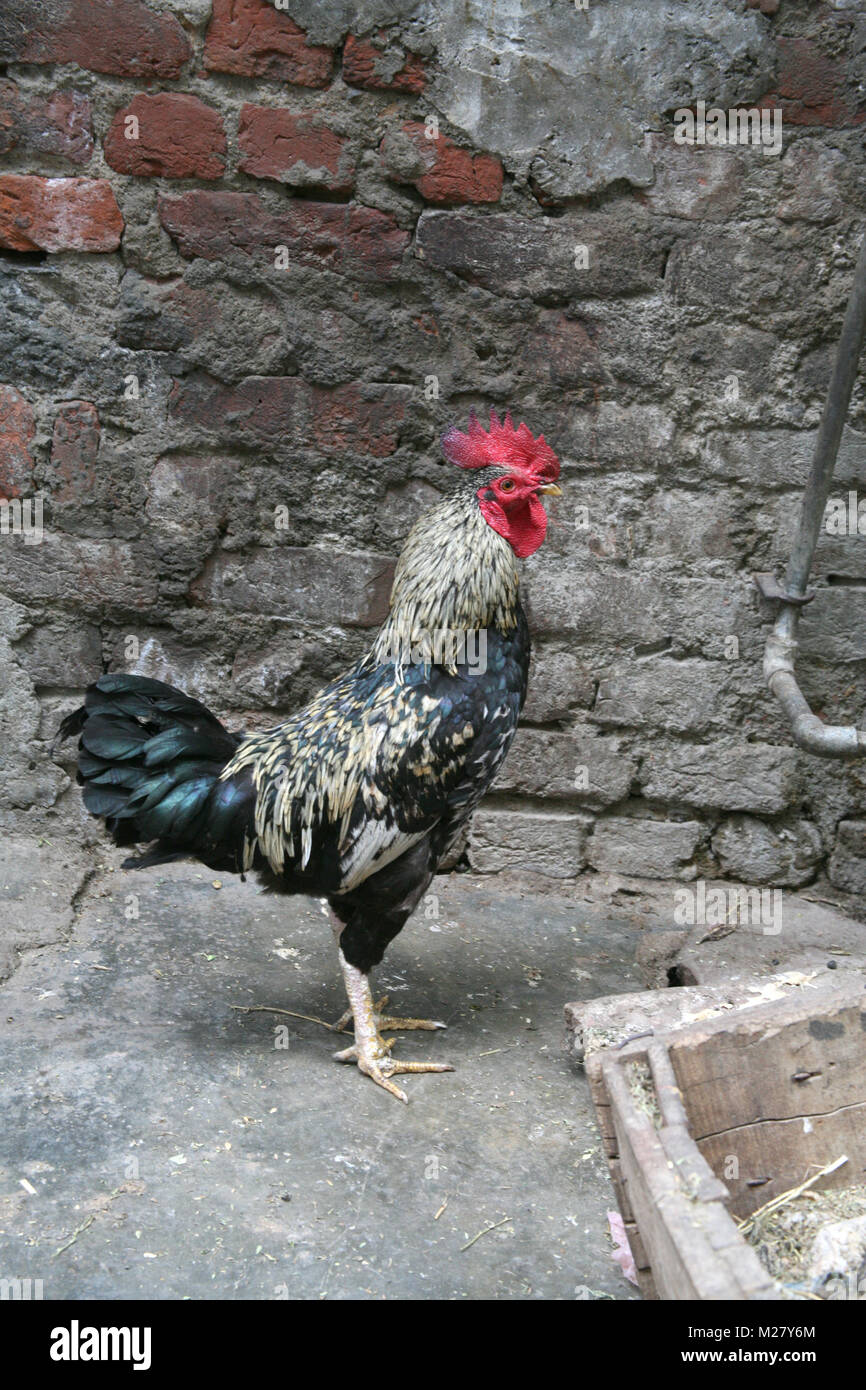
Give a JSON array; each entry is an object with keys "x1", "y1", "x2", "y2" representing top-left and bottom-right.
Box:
[{"x1": 441, "y1": 411, "x2": 561, "y2": 558}]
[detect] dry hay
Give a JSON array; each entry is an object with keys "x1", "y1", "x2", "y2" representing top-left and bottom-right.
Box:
[{"x1": 744, "y1": 1181, "x2": 866, "y2": 1297}]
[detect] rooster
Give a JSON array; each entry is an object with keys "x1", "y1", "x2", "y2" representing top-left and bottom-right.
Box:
[{"x1": 57, "y1": 412, "x2": 561, "y2": 1101}]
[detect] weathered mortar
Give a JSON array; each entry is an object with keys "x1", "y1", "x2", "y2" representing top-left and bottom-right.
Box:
[{"x1": 0, "y1": 0, "x2": 865, "y2": 898}]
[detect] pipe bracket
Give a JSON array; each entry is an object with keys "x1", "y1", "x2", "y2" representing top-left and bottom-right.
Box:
[{"x1": 752, "y1": 573, "x2": 815, "y2": 607}]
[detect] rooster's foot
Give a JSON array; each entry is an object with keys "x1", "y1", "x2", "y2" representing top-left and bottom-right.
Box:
[
  {"x1": 333, "y1": 1035, "x2": 454, "y2": 1104},
  {"x1": 331, "y1": 995, "x2": 447, "y2": 1035},
  {"x1": 334, "y1": 951, "x2": 454, "y2": 1103}
]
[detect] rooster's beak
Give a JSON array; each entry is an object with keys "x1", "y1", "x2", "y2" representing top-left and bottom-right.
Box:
[{"x1": 537, "y1": 483, "x2": 562, "y2": 496}]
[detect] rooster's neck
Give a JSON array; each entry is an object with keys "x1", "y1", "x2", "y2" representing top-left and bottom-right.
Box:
[{"x1": 372, "y1": 491, "x2": 520, "y2": 664}]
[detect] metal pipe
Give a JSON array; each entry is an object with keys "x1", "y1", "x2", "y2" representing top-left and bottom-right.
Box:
[
  {"x1": 785, "y1": 231, "x2": 866, "y2": 598},
  {"x1": 764, "y1": 608, "x2": 866, "y2": 756},
  {"x1": 762, "y1": 228, "x2": 866, "y2": 757}
]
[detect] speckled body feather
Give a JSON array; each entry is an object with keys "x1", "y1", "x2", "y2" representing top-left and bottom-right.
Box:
[{"x1": 220, "y1": 477, "x2": 529, "y2": 965}]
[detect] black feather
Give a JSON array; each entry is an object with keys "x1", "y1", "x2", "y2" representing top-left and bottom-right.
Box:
[
  {"x1": 57, "y1": 674, "x2": 253, "y2": 874},
  {"x1": 54, "y1": 706, "x2": 87, "y2": 752}
]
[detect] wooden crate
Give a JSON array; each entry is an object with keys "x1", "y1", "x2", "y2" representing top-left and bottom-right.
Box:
[{"x1": 566, "y1": 967, "x2": 866, "y2": 1299}]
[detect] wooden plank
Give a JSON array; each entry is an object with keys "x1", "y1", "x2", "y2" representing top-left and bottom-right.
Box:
[
  {"x1": 667, "y1": 982, "x2": 864, "y2": 1128},
  {"x1": 570, "y1": 966, "x2": 865, "y2": 1299},
  {"x1": 697, "y1": 1104, "x2": 866, "y2": 1218},
  {"x1": 583, "y1": 1059, "x2": 618, "y2": 1154},
  {"x1": 608, "y1": 1161, "x2": 652, "y2": 1277},
  {"x1": 667, "y1": 984, "x2": 865, "y2": 1155},
  {"x1": 602, "y1": 1052, "x2": 776, "y2": 1300},
  {"x1": 567, "y1": 981, "x2": 767, "y2": 1062},
  {"x1": 565, "y1": 969, "x2": 844, "y2": 1062},
  {"x1": 659, "y1": 1123, "x2": 730, "y2": 1204}
]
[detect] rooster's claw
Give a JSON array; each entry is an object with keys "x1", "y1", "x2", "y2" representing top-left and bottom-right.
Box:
[
  {"x1": 333, "y1": 1037, "x2": 454, "y2": 1104},
  {"x1": 331, "y1": 995, "x2": 447, "y2": 1035}
]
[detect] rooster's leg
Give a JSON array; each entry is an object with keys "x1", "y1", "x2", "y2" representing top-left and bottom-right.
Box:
[{"x1": 332, "y1": 949, "x2": 454, "y2": 1104}]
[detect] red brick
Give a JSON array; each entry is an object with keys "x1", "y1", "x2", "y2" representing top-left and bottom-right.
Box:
[
  {"x1": 311, "y1": 384, "x2": 405, "y2": 457},
  {"x1": 16, "y1": 620, "x2": 103, "y2": 685},
  {"x1": 0, "y1": 175, "x2": 123, "y2": 252},
  {"x1": 0, "y1": 533, "x2": 158, "y2": 612},
  {"x1": 0, "y1": 81, "x2": 93, "y2": 166},
  {"x1": 105, "y1": 94, "x2": 226, "y2": 180},
  {"x1": 49, "y1": 401, "x2": 100, "y2": 504},
  {"x1": 119, "y1": 278, "x2": 216, "y2": 352},
  {"x1": 148, "y1": 454, "x2": 236, "y2": 512},
  {"x1": 641, "y1": 134, "x2": 744, "y2": 222},
  {"x1": 158, "y1": 191, "x2": 408, "y2": 281},
  {"x1": 169, "y1": 375, "x2": 406, "y2": 457},
  {"x1": 238, "y1": 106, "x2": 354, "y2": 193},
  {"x1": 169, "y1": 374, "x2": 308, "y2": 444},
  {"x1": 343, "y1": 32, "x2": 426, "y2": 94},
  {"x1": 117, "y1": 276, "x2": 287, "y2": 373},
  {"x1": 2, "y1": 0, "x2": 191, "y2": 79},
  {"x1": 383, "y1": 123, "x2": 502, "y2": 204},
  {"x1": 530, "y1": 312, "x2": 602, "y2": 388},
  {"x1": 204, "y1": 0, "x2": 333, "y2": 86},
  {"x1": 416, "y1": 208, "x2": 664, "y2": 299},
  {"x1": 764, "y1": 38, "x2": 864, "y2": 127},
  {"x1": 0, "y1": 386, "x2": 35, "y2": 498},
  {"x1": 192, "y1": 546, "x2": 394, "y2": 626},
  {"x1": 146, "y1": 455, "x2": 238, "y2": 563}
]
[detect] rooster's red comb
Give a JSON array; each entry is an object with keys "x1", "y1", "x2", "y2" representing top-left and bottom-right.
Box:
[{"x1": 441, "y1": 410, "x2": 560, "y2": 483}]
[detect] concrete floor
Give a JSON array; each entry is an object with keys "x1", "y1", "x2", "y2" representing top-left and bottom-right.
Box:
[{"x1": 0, "y1": 851, "x2": 644, "y2": 1300}]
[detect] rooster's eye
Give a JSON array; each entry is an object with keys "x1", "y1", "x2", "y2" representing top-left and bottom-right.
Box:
[{"x1": 499, "y1": 478, "x2": 516, "y2": 493}]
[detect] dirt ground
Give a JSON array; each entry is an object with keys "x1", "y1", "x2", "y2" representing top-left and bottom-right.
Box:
[{"x1": 0, "y1": 841, "x2": 645, "y2": 1300}]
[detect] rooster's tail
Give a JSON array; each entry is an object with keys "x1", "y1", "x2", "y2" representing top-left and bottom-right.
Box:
[{"x1": 56, "y1": 673, "x2": 256, "y2": 873}]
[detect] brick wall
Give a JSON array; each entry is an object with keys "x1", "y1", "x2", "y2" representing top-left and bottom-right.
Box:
[{"x1": 1, "y1": 0, "x2": 865, "y2": 897}]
